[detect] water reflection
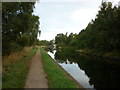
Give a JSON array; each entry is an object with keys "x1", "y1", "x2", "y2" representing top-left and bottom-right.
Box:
[
  {"x1": 58, "y1": 60, "x2": 93, "y2": 88},
  {"x1": 46, "y1": 47, "x2": 120, "y2": 89}
]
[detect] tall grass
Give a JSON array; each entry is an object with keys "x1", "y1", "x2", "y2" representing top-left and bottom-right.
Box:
[
  {"x1": 2, "y1": 47, "x2": 37, "y2": 88},
  {"x1": 3, "y1": 47, "x2": 33, "y2": 69}
]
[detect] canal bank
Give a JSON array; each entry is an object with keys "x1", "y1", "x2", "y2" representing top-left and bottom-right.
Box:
[
  {"x1": 76, "y1": 49, "x2": 120, "y2": 60},
  {"x1": 48, "y1": 47, "x2": 120, "y2": 89},
  {"x1": 40, "y1": 48, "x2": 84, "y2": 88}
]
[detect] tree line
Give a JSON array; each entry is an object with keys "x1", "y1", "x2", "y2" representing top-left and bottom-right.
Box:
[
  {"x1": 2, "y1": 2, "x2": 40, "y2": 56},
  {"x1": 55, "y1": 1, "x2": 120, "y2": 53}
]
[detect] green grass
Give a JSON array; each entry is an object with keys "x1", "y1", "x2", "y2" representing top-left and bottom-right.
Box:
[
  {"x1": 40, "y1": 48, "x2": 78, "y2": 88},
  {"x1": 2, "y1": 48, "x2": 38, "y2": 88}
]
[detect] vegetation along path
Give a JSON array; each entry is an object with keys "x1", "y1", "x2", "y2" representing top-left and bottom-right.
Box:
[{"x1": 25, "y1": 49, "x2": 48, "y2": 88}]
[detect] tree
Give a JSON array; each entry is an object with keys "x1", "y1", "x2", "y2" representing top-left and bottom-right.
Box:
[
  {"x1": 54, "y1": 1, "x2": 120, "y2": 53},
  {"x1": 2, "y1": 2, "x2": 40, "y2": 56}
]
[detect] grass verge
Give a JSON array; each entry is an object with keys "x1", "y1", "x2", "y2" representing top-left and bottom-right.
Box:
[
  {"x1": 40, "y1": 48, "x2": 79, "y2": 88},
  {"x1": 76, "y1": 49, "x2": 120, "y2": 58},
  {"x1": 2, "y1": 48, "x2": 37, "y2": 88}
]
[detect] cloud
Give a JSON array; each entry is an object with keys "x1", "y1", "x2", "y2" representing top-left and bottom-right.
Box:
[
  {"x1": 39, "y1": 0, "x2": 100, "y2": 3},
  {"x1": 38, "y1": 31, "x2": 56, "y2": 41},
  {"x1": 39, "y1": 0, "x2": 120, "y2": 4},
  {"x1": 35, "y1": 0, "x2": 120, "y2": 41},
  {"x1": 47, "y1": 27, "x2": 81, "y2": 34},
  {"x1": 38, "y1": 27, "x2": 81, "y2": 41},
  {"x1": 71, "y1": 9, "x2": 98, "y2": 23}
]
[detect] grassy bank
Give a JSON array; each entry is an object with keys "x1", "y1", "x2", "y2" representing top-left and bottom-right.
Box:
[
  {"x1": 2, "y1": 48, "x2": 37, "y2": 88},
  {"x1": 76, "y1": 49, "x2": 120, "y2": 59},
  {"x1": 40, "y1": 48, "x2": 80, "y2": 88}
]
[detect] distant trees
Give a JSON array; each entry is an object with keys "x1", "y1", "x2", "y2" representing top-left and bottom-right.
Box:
[
  {"x1": 75, "y1": 1, "x2": 120, "y2": 52},
  {"x1": 2, "y1": 2, "x2": 40, "y2": 56},
  {"x1": 55, "y1": 33, "x2": 67, "y2": 48},
  {"x1": 55, "y1": 1, "x2": 120, "y2": 53},
  {"x1": 55, "y1": 33, "x2": 77, "y2": 48},
  {"x1": 38, "y1": 40, "x2": 50, "y2": 46},
  {"x1": 37, "y1": 40, "x2": 54, "y2": 51},
  {"x1": 38, "y1": 40, "x2": 54, "y2": 47}
]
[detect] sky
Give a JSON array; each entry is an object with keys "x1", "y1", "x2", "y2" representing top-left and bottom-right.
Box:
[{"x1": 33, "y1": 0, "x2": 120, "y2": 41}]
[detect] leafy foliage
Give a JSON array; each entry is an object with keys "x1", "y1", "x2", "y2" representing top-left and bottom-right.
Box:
[
  {"x1": 55, "y1": 1, "x2": 120, "y2": 53},
  {"x1": 55, "y1": 33, "x2": 77, "y2": 48},
  {"x1": 2, "y1": 2, "x2": 40, "y2": 56}
]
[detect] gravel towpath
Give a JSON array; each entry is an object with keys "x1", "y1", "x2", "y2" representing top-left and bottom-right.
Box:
[{"x1": 25, "y1": 49, "x2": 48, "y2": 88}]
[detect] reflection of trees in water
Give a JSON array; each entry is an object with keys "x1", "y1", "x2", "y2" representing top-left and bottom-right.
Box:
[
  {"x1": 55, "y1": 47, "x2": 79, "y2": 64},
  {"x1": 77, "y1": 56, "x2": 120, "y2": 89},
  {"x1": 55, "y1": 48, "x2": 120, "y2": 89},
  {"x1": 43, "y1": 46, "x2": 54, "y2": 54}
]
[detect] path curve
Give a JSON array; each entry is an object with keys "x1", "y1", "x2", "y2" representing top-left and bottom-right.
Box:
[{"x1": 25, "y1": 49, "x2": 48, "y2": 88}]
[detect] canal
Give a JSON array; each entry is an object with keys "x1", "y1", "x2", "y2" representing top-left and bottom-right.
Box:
[{"x1": 46, "y1": 47, "x2": 120, "y2": 89}]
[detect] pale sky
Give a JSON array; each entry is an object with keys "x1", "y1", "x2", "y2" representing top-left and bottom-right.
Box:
[{"x1": 33, "y1": 0, "x2": 120, "y2": 41}]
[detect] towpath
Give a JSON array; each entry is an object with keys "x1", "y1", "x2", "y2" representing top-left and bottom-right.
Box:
[{"x1": 25, "y1": 49, "x2": 48, "y2": 88}]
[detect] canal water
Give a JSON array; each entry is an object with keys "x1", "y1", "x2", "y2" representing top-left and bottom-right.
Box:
[{"x1": 46, "y1": 48, "x2": 120, "y2": 89}]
